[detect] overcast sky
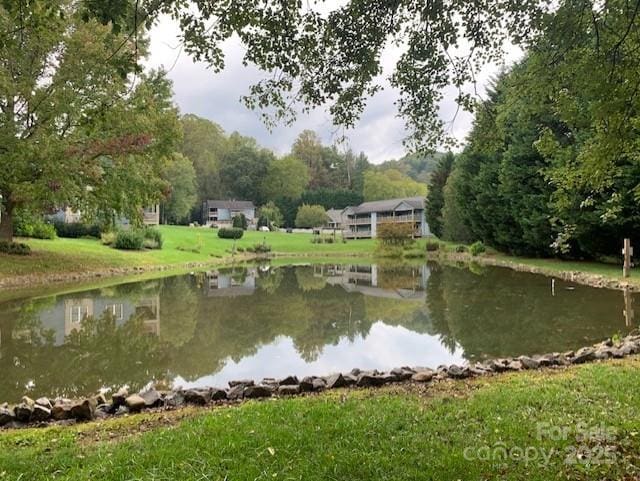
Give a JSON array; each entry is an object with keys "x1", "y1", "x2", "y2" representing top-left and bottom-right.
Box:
[{"x1": 147, "y1": 16, "x2": 520, "y2": 164}]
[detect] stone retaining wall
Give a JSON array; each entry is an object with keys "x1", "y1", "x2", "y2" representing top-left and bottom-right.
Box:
[{"x1": 2, "y1": 334, "x2": 639, "y2": 430}]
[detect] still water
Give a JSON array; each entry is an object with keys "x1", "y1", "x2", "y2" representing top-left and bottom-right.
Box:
[{"x1": 0, "y1": 262, "x2": 635, "y2": 400}]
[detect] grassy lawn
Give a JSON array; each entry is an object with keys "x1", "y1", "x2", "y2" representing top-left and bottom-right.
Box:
[
  {"x1": 1, "y1": 358, "x2": 639, "y2": 480},
  {"x1": 0, "y1": 226, "x2": 378, "y2": 279}
]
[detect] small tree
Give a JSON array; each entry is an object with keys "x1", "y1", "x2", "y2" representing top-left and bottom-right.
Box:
[
  {"x1": 377, "y1": 223, "x2": 415, "y2": 246},
  {"x1": 295, "y1": 204, "x2": 328, "y2": 228},
  {"x1": 232, "y1": 213, "x2": 248, "y2": 230},
  {"x1": 258, "y1": 202, "x2": 284, "y2": 230}
]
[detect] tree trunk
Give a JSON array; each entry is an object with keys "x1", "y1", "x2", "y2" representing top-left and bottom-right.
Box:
[{"x1": 0, "y1": 199, "x2": 14, "y2": 242}]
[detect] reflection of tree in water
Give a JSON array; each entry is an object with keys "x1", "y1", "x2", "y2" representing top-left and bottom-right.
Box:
[
  {"x1": 425, "y1": 263, "x2": 632, "y2": 361},
  {"x1": 158, "y1": 276, "x2": 198, "y2": 348},
  {"x1": 295, "y1": 267, "x2": 327, "y2": 292}
]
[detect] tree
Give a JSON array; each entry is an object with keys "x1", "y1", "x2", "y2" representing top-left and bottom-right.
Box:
[
  {"x1": 232, "y1": 213, "x2": 248, "y2": 230},
  {"x1": 262, "y1": 155, "x2": 309, "y2": 200},
  {"x1": 258, "y1": 202, "x2": 284, "y2": 229},
  {"x1": 162, "y1": 153, "x2": 197, "y2": 224},
  {"x1": 425, "y1": 152, "x2": 455, "y2": 238},
  {"x1": 363, "y1": 170, "x2": 427, "y2": 201},
  {"x1": 300, "y1": 189, "x2": 363, "y2": 210},
  {"x1": 219, "y1": 133, "x2": 274, "y2": 204},
  {"x1": 0, "y1": 1, "x2": 181, "y2": 241},
  {"x1": 295, "y1": 204, "x2": 328, "y2": 228},
  {"x1": 179, "y1": 114, "x2": 228, "y2": 212}
]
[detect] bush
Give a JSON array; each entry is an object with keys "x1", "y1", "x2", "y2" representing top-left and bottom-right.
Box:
[
  {"x1": 101, "y1": 231, "x2": 117, "y2": 246},
  {"x1": 425, "y1": 239, "x2": 441, "y2": 252},
  {"x1": 232, "y1": 213, "x2": 248, "y2": 230},
  {"x1": 114, "y1": 230, "x2": 144, "y2": 250},
  {"x1": 469, "y1": 241, "x2": 486, "y2": 256},
  {"x1": 236, "y1": 247, "x2": 245, "y2": 253},
  {"x1": 53, "y1": 222, "x2": 101, "y2": 239},
  {"x1": 377, "y1": 223, "x2": 415, "y2": 246},
  {"x1": 252, "y1": 242, "x2": 272, "y2": 253},
  {"x1": 142, "y1": 227, "x2": 163, "y2": 249},
  {"x1": 14, "y1": 212, "x2": 56, "y2": 239},
  {"x1": 295, "y1": 204, "x2": 328, "y2": 228},
  {"x1": 218, "y1": 227, "x2": 244, "y2": 240},
  {"x1": 0, "y1": 241, "x2": 31, "y2": 255},
  {"x1": 455, "y1": 245, "x2": 468, "y2": 253}
]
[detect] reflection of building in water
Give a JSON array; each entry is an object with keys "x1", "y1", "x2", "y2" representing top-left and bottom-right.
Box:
[
  {"x1": 36, "y1": 294, "x2": 161, "y2": 345},
  {"x1": 204, "y1": 268, "x2": 257, "y2": 297},
  {"x1": 321, "y1": 264, "x2": 429, "y2": 300}
]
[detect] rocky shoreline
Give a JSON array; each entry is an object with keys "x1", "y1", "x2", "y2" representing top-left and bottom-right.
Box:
[
  {"x1": 2, "y1": 334, "x2": 639, "y2": 430},
  {"x1": 429, "y1": 250, "x2": 640, "y2": 291}
]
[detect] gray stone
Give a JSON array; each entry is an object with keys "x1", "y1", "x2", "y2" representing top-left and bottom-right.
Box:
[
  {"x1": 211, "y1": 388, "x2": 228, "y2": 401},
  {"x1": 227, "y1": 385, "x2": 245, "y2": 400},
  {"x1": 350, "y1": 368, "x2": 362, "y2": 376},
  {"x1": 243, "y1": 385, "x2": 272, "y2": 399},
  {"x1": 517, "y1": 356, "x2": 540, "y2": 370},
  {"x1": 622, "y1": 342, "x2": 638, "y2": 355},
  {"x1": 229, "y1": 379, "x2": 254, "y2": 388},
  {"x1": 595, "y1": 347, "x2": 612, "y2": 360},
  {"x1": 115, "y1": 405, "x2": 130, "y2": 416},
  {"x1": 356, "y1": 373, "x2": 386, "y2": 387},
  {"x1": 140, "y1": 389, "x2": 162, "y2": 408},
  {"x1": 278, "y1": 375, "x2": 299, "y2": 386},
  {"x1": 411, "y1": 370, "x2": 434, "y2": 383},
  {"x1": 14, "y1": 403, "x2": 34, "y2": 422},
  {"x1": 112, "y1": 387, "x2": 129, "y2": 407},
  {"x1": 35, "y1": 397, "x2": 52, "y2": 410},
  {"x1": 390, "y1": 367, "x2": 412, "y2": 381},
  {"x1": 299, "y1": 376, "x2": 315, "y2": 392},
  {"x1": 164, "y1": 391, "x2": 185, "y2": 408},
  {"x1": 51, "y1": 400, "x2": 73, "y2": 420},
  {"x1": 31, "y1": 405, "x2": 51, "y2": 422},
  {"x1": 611, "y1": 348, "x2": 625, "y2": 359},
  {"x1": 342, "y1": 374, "x2": 358, "y2": 386},
  {"x1": 0, "y1": 407, "x2": 15, "y2": 426},
  {"x1": 486, "y1": 359, "x2": 510, "y2": 372},
  {"x1": 312, "y1": 378, "x2": 327, "y2": 391},
  {"x1": 448, "y1": 365, "x2": 471, "y2": 379},
  {"x1": 94, "y1": 393, "x2": 108, "y2": 406},
  {"x1": 380, "y1": 372, "x2": 400, "y2": 383},
  {"x1": 572, "y1": 347, "x2": 596, "y2": 364},
  {"x1": 70, "y1": 399, "x2": 96, "y2": 421},
  {"x1": 506, "y1": 360, "x2": 523, "y2": 371},
  {"x1": 183, "y1": 389, "x2": 211, "y2": 405},
  {"x1": 278, "y1": 385, "x2": 301, "y2": 396},
  {"x1": 325, "y1": 373, "x2": 348, "y2": 389},
  {"x1": 124, "y1": 395, "x2": 146, "y2": 412}
]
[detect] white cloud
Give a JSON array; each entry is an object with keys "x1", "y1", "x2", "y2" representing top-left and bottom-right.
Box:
[{"x1": 146, "y1": 15, "x2": 521, "y2": 163}]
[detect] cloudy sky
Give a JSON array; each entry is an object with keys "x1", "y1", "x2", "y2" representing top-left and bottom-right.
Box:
[{"x1": 147, "y1": 15, "x2": 520, "y2": 164}]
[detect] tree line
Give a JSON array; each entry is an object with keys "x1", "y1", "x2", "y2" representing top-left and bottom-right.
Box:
[{"x1": 426, "y1": 0, "x2": 640, "y2": 260}]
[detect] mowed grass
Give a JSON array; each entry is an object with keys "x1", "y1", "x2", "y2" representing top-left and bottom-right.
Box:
[
  {"x1": 1, "y1": 359, "x2": 639, "y2": 480},
  {"x1": 0, "y1": 226, "x2": 378, "y2": 279}
]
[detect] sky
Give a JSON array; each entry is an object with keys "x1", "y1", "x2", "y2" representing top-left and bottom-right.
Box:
[{"x1": 147, "y1": 14, "x2": 521, "y2": 164}]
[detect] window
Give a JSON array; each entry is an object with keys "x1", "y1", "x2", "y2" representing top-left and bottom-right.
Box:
[
  {"x1": 105, "y1": 303, "x2": 124, "y2": 321},
  {"x1": 69, "y1": 305, "x2": 89, "y2": 323}
]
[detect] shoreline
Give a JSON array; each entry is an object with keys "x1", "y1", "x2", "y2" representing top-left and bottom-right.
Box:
[{"x1": 2, "y1": 334, "x2": 638, "y2": 431}]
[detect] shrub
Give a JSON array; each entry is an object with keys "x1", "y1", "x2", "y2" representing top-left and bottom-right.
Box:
[
  {"x1": 142, "y1": 227, "x2": 163, "y2": 249},
  {"x1": 295, "y1": 204, "x2": 328, "y2": 228},
  {"x1": 53, "y1": 222, "x2": 101, "y2": 239},
  {"x1": 236, "y1": 247, "x2": 245, "y2": 253},
  {"x1": 252, "y1": 242, "x2": 272, "y2": 253},
  {"x1": 0, "y1": 241, "x2": 31, "y2": 255},
  {"x1": 114, "y1": 230, "x2": 144, "y2": 250},
  {"x1": 469, "y1": 241, "x2": 486, "y2": 256},
  {"x1": 425, "y1": 239, "x2": 441, "y2": 252},
  {"x1": 455, "y1": 244, "x2": 468, "y2": 253},
  {"x1": 218, "y1": 227, "x2": 244, "y2": 239},
  {"x1": 232, "y1": 213, "x2": 248, "y2": 230},
  {"x1": 377, "y1": 222, "x2": 415, "y2": 246},
  {"x1": 14, "y1": 212, "x2": 56, "y2": 239},
  {"x1": 101, "y1": 231, "x2": 117, "y2": 246}
]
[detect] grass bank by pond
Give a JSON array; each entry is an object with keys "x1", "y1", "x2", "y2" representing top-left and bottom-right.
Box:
[{"x1": 2, "y1": 357, "x2": 639, "y2": 480}]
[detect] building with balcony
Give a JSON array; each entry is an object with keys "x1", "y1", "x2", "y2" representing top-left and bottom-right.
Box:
[
  {"x1": 202, "y1": 200, "x2": 256, "y2": 227},
  {"x1": 343, "y1": 197, "x2": 429, "y2": 239}
]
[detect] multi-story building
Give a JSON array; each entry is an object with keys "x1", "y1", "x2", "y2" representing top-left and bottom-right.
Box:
[
  {"x1": 201, "y1": 200, "x2": 256, "y2": 227},
  {"x1": 343, "y1": 196, "x2": 429, "y2": 239}
]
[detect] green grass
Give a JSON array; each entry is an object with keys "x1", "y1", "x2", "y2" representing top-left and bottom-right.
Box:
[
  {"x1": 0, "y1": 226, "x2": 379, "y2": 280},
  {"x1": 2, "y1": 358, "x2": 639, "y2": 480}
]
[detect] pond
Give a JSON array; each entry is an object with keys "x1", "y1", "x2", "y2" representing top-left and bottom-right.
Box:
[{"x1": 0, "y1": 262, "x2": 635, "y2": 401}]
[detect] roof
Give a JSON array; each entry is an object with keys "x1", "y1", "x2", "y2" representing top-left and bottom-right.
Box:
[
  {"x1": 351, "y1": 196, "x2": 425, "y2": 214},
  {"x1": 204, "y1": 200, "x2": 256, "y2": 210},
  {"x1": 326, "y1": 208, "x2": 345, "y2": 224}
]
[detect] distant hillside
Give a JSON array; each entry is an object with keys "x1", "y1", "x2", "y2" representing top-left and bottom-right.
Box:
[{"x1": 377, "y1": 152, "x2": 445, "y2": 183}]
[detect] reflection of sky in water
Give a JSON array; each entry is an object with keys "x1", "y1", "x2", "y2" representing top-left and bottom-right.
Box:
[{"x1": 175, "y1": 322, "x2": 465, "y2": 389}]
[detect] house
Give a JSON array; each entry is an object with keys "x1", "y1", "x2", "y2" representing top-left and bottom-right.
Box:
[
  {"x1": 342, "y1": 196, "x2": 429, "y2": 239},
  {"x1": 202, "y1": 200, "x2": 256, "y2": 227},
  {"x1": 326, "y1": 208, "x2": 346, "y2": 230},
  {"x1": 51, "y1": 204, "x2": 160, "y2": 226}
]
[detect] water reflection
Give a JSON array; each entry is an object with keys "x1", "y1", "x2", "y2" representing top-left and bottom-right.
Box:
[{"x1": 0, "y1": 263, "x2": 635, "y2": 400}]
